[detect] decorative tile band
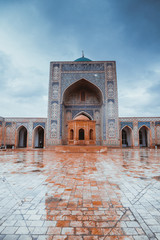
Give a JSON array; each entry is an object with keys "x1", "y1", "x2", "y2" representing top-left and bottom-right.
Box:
[
  {"x1": 33, "y1": 122, "x2": 45, "y2": 129},
  {"x1": 155, "y1": 121, "x2": 160, "y2": 126},
  {"x1": 138, "y1": 122, "x2": 150, "y2": 129},
  {"x1": 120, "y1": 122, "x2": 133, "y2": 129},
  {"x1": 5, "y1": 122, "x2": 12, "y2": 127},
  {"x1": 62, "y1": 63, "x2": 104, "y2": 71}
]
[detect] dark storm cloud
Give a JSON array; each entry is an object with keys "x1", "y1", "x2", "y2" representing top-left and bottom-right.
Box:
[{"x1": 0, "y1": 0, "x2": 160, "y2": 116}]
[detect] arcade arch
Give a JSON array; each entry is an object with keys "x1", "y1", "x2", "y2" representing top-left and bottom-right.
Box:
[
  {"x1": 17, "y1": 126, "x2": 27, "y2": 148},
  {"x1": 139, "y1": 126, "x2": 150, "y2": 147},
  {"x1": 33, "y1": 126, "x2": 44, "y2": 148},
  {"x1": 121, "y1": 126, "x2": 133, "y2": 147}
]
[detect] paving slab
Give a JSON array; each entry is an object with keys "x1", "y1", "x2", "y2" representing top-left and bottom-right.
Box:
[{"x1": 0, "y1": 148, "x2": 160, "y2": 239}]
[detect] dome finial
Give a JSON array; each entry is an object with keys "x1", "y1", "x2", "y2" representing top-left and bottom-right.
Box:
[{"x1": 82, "y1": 50, "x2": 84, "y2": 58}]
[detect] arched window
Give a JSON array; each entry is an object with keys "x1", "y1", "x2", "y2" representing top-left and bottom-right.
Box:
[
  {"x1": 89, "y1": 129, "x2": 93, "y2": 140},
  {"x1": 79, "y1": 129, "x2": 84, "y2": 140},
  {"x1": 70, "y1": 129, "x2": 74, "y2": 140},
  {"x1": 122, "y1": 129, "x2": 127, "y2": 145}
]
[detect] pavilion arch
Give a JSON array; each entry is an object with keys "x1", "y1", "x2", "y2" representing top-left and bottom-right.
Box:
[
  {"x1": 17, "y1": 125, "x2": 28, "y2": 148},
  {"x1": 33, "y1": 125, "x2": 45, "y2": 148},
  {"x1": 139, "y1": 125, "x2": 151, "y2": 147},
  {"x1": 121, "y1": 125, "x2": 133, "y2": 147},
  {"x1": 73, "y1": 111, "x2": 93, "y2": 120}
]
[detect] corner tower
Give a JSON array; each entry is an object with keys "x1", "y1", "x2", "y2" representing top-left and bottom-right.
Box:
[{"x1": 47, "y1": 56, "x2": 119, "y2": 147}]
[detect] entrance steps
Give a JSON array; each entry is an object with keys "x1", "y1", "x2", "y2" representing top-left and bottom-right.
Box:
[{"x1": 54, "y1": 145, "x2": 107, "y2": 153}]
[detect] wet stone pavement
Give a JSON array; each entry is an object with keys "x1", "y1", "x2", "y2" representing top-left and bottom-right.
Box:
[{"x1": 0, "y1": 149, "x2": 160, "y2": 240}]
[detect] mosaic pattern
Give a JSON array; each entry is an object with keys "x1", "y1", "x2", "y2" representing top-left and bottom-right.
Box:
[
  {"x1": 107, "y1": 81, "x2": 114, "y2": 98},
  {"x1": 5, "y1": 122, "x2": 12, "y2": 126},
  {"x1": 16, "y1": 122, "x2": 28, "y2": 130},
  {"x1": 52, "y1": 83, "x2": 59, "y2": 99},
  {"x1": 52, "y1": 64, "x2": 60, "y2": 82},
  {"x1": 62, "y1": 63, "x2": 104, "y2": 71},
  {"x1": 108, "y1": 99, "x2": 115, "y2": 117},
  {"x1": 51, "y1": 120, "x2": 57, "y2": 138},
  {"x1": 108, "y1": 119, "x2": 115, "y2": 138},
  {"x1": 33, "y1": 122, "x2": 45, "y2": 129},
  {"x1": 120, "y1": 122, "x2": 133, "y2": 129},
  {"x1": 138, "y1": 121, "x2": 150, "y2": 129}
]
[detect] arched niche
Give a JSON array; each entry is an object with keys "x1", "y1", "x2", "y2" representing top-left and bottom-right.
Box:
[
  {"x1": 139, "y1": 126, "x2": 150, "y2": 147},
  {"x1": 33, "y1": 126, "x2": 44, "y2": 148},
  {"x1": 121, "y1": 126, "x2": 133, "y2": 147},
  {"x1": 17, "y1": 126, "x2": 27, "y2": 148}
]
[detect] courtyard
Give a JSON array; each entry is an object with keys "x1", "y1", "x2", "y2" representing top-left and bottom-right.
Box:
[{"x1": 0, "y1": 148, "x2": 160, "y2": 240}]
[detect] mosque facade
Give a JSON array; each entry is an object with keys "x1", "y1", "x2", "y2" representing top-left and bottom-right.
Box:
[{"x1": 0, "y1": 56, "x2": 160, "y2": 149}]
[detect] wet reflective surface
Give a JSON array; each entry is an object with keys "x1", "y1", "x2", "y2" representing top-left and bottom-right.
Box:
[{"x1": 0, "y1": 148, "x2": 160, "y2": 240}]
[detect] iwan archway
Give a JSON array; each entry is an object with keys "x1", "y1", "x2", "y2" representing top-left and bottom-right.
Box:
[{"x1": 62, "y1": 78, "x2": 103, "y2": 145}]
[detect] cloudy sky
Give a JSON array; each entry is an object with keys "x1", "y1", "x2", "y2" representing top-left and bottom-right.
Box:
[{"x1": 0, "y1": 0, "x2": 160, "y2": 118}]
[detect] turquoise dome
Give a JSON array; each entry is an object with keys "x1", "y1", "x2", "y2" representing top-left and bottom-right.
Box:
[{"x1": 74, "y1": 56, "x2": 92, "y2": 62}]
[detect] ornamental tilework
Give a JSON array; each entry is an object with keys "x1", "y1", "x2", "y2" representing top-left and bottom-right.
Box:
[
  {"x1": 33, "y1": 122, "x2": 45, "y2": 129},
  {"x1": 52, "y1": 83, "x2": 59, "y2": 99},
  {"x1": 52, "y1": 64, "x2": 60, "y2": 82},
  {"x1": 138, "y1": 122, "x2": 150, "y2": 129},
  {"x1": 16, "y1": 122, "x2": 28, "y2": 129},
  {"x1": 155, "y1": 121, "x2": 160, "y2": 126},
  {"x1": 108, "y1": 100, "x2": 115, "y2": 118},
  {"x1": 51, "y1": 120, "x2": 57, "y2": 139},
  {"x1": 62, "y1": 63, "x2": 104, "y2": 71},
  {"x1": 107, "y1": 81, "x2": 114, "y2": 98},
  {"x1": 5, "y1": 122, "x2": 12, "y2": 126},
  {"x1": 120, "y1": 122, "x2": 133, "y2": 129},
  {"x1": 108, "y1": 119, "x2": 115, "y2": 138}
]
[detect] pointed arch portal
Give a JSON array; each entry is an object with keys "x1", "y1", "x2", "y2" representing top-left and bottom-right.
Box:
[
  {"x1": 34, "y1": 126, "x2": 44, "y2": 148},
  {"x1": 18, "y1": 126, "x2": 27, "y2": 148},
  {"x1": 139, "y1": 126, "x2": 149, "y2": 147},
  {"x1": 62, "y1": 78, "x2": 103, "y2": 145}
]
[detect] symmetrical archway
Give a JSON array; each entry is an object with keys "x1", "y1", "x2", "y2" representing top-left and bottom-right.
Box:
[
  {"x1": 139, "y1": 126, "x2": 149, "y2": 147},
  {"x1": 17, "y1": 126, "x2": 27, "y2": 148},
  {"x1": 121, "y1": 126, "x2": 133, "y2": 147},
  {"x1": 33, "y1": 126, "x2": 44, "y2": 148}
]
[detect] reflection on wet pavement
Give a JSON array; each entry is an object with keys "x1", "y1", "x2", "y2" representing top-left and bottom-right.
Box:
[{"x1": 0, "y1": 148, "x2": 160, "y2": 239}]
